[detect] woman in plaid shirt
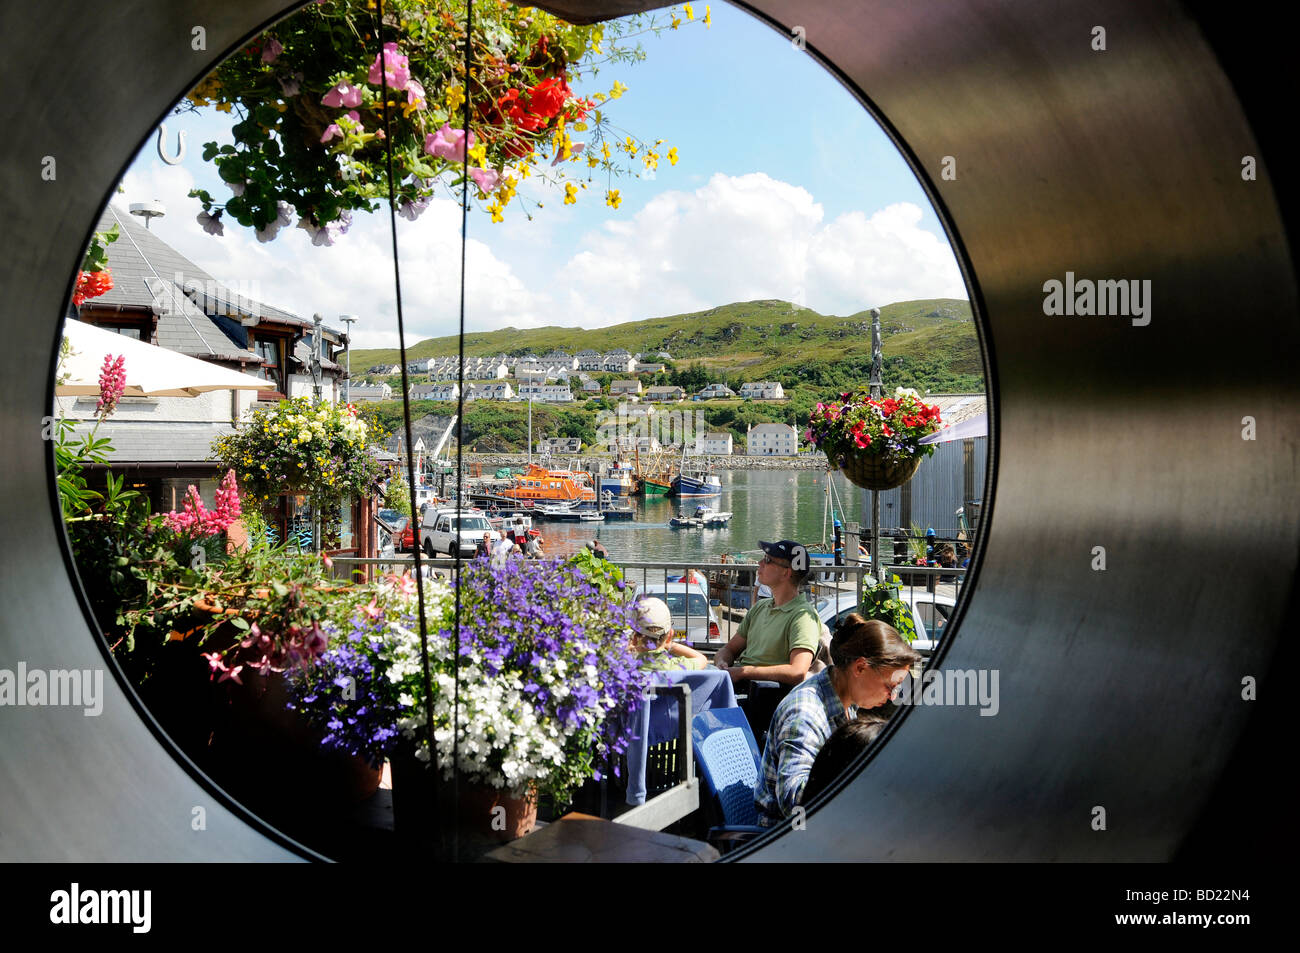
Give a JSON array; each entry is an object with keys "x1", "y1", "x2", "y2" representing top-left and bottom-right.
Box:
[{"x1": 754, "y1": 616, "x2": 921, "y2": 827}]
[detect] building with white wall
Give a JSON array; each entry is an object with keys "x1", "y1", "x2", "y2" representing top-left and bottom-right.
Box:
[{"x1": 746, "y1": 422, "x2": 799, "y2": 455}]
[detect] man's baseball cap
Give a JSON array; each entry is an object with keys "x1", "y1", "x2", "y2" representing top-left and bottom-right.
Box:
[
  {"x1": 631, "y1": 598, "x2": 673, "y2": 637},
  {"x1": 759, "y1": 540, "x2": 809, "y2": 571}
]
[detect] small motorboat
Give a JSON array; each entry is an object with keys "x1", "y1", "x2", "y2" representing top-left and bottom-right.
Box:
[{"x1": 671, "y1": 504, "x2": 732, "y2": 528}]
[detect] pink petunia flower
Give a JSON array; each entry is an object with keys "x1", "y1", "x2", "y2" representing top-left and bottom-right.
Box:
[
  {"x1": 406, "y1": 79, "x2": 426, "y2": 109},
  {"x1": 321, "y1": 81, "x2": 363, "y2": 109},
  {"x1": 367, "y1": 41, "x2": 410, "y2": 91},
  {"x1": 469, "y1": 167, "x2": 500, "y2": 192},
  {"x1": 261, "y1": 37, "x2": 283, "y2": 64},
  {"x1": 320, "y1": 123, "x2": 342, "y2": 144},
  {"x1": 424, "y1": 123, "x2": 475, "y2": 163}
]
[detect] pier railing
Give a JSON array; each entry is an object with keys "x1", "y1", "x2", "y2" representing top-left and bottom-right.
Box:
[{"x1": 331, "y1": 556, "x2": 966, "y2": 656}]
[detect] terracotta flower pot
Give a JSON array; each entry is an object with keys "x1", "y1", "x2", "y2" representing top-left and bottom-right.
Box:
[
  {"x1": 388, "y1": 754, "x2": 539, "y2": 847},
  {"x1": 459, "y1": 782, "x2": 539, "y2": 843}
]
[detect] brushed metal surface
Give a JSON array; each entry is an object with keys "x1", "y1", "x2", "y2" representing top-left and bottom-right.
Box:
[{"x1": 1, "y1": 0, "x2": 1294, "y2": 861}]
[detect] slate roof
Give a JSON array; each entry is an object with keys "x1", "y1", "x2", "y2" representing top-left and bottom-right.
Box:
[
  {"x1": 85, "y1": 205, "x2": 345, "y2": 366},
  {"x1": 64, "y1": 420, "x2": 235, "y2": 463}
]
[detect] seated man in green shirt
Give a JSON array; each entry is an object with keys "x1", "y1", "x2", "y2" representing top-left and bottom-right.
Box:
[{"x1": 713, "y1": 540, "x2": 821, "y2": 686}]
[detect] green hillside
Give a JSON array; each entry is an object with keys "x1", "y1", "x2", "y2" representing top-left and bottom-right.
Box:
[{"x1": 345, "y1": 298, "x2": 982, "y2": 386}]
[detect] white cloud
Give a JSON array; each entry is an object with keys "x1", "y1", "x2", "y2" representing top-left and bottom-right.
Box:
[
  {"x1": 114, "y1": 162, "x2": 965, "y2": 352},
  {"x1": 117, "y1": 160, "x2": 551, "y2": 350},
  {"x1": 557, "y1": 172, "x2": 967, "y2": 325}
]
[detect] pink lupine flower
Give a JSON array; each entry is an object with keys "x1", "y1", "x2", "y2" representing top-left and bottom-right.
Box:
[{"x1": 96, "y1": 354, "x2": 126, "y2": 418}]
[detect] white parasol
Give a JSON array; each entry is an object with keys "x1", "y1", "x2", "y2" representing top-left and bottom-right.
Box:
[{"x1": 56, "y1": 319, "x2": 267, "y2": 397}]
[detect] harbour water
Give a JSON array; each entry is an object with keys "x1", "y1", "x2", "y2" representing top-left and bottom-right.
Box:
[{"x1": 531, "y1": 469, "x2": 868, "y2": 563}]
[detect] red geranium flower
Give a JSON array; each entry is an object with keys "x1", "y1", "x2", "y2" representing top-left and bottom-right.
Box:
[{"x1": 528, "y1": 76, "x2": 570, "y2": 119}]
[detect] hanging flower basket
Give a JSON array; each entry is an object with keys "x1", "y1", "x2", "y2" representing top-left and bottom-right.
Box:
[
  {"x1": 837, "y1": 453, "x2": 923, "y2": 491},
  {"x1": 212, "y1": 397, "x2": 391, "y2": 516},
  {"x1": 806, "y1": 387, "x2": 944, "y2": 491}
]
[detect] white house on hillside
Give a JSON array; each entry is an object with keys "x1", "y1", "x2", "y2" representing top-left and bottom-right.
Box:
[
  {"x1": 747, "y1": 422, "x2": 798, "y2": 455},
  {"x1": 694, "y1": 431, "x2": 734, "y2": 455},
  {"x1": 739, "y1": 381, "x2": 785, "y2": 400}
]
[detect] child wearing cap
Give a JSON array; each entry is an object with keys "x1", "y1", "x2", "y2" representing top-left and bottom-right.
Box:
[{"x1": 630, "y1": 598, "x2": 707, "y2": 671}]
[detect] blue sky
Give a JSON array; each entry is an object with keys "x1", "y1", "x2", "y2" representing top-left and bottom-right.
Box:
[{"x1": 117, "y1": 2, "x2": 965, "y2": 350}]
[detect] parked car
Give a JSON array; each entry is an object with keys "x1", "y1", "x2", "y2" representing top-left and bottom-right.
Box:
[
  {"x1": 640, "y1": 583, "x2": 722, "y2": 645},
  {"x1": 419, "y1": 507, "x2": 498, "y2": 557},
  {"x1": 814, "y1": 591, "x2": 957, "y2": 657},
  {"x1": 376, "y1": 510, "x2": 416, "y2": 553}
]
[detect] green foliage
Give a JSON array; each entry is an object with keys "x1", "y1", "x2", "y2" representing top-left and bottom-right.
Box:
[
  {"x1": 385, "y1": 473, "x2": 412, "y2": 515},
  {"x1": 211, "y1": 398, "x2": 391, "y2": 517},
  {"x1": 346, "y1": 298, "x2": 980, "y2": 398},
  {"x1": 860, "y1": 574, "x2": 917, "y2": 644},
  {"x1": 180, "y1": 0, "x2": 703, "y2": 237},
  {"x1": 567, "y1": 548, "x2": 628, "y2": 602},
  {"x1": 81, "y1": 224, "x2": 119, "y2": 273},
  {"x1": 907, "y1": 522, "x2": 928, "y2": 562}
]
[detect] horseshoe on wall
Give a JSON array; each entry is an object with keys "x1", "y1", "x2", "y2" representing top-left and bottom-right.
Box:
[{"x1": 156, "y1": 123, "x2": 186, "y2": 165}]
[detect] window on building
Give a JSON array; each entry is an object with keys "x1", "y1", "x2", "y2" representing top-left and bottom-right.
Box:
[{"x1": 252, "y1": 334, "x2": 286, "y2": 396}]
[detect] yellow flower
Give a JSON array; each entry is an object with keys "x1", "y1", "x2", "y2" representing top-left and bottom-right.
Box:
[
  {"x1": 671, "y1": 15, "x2": 681, "y2": 29},
  {"x1": 593, "y1": 91, "x2": 607, "y2": 104},
  {"x1": 606, "y1": 189, "x2": 621, "y2": 209},
  {"x1": 587, "y1": 155, "x2": 598, "y2": 168},
  {"x1": 446, "y1": 85, "x2": 465, "y2": 112},
  {"x1": 564, "y1": 183, "x2": 578, "y2": 205},
  {"x1": 609, "y1": 80, "x2": 627, "y2": 100},
  {"x1": 624, "y1": 136, "x2": 637, "y2": 157},
  {"x1": 705, "y1": 5, "x2": 712, "y2": 27},
  {"x1": 601, "y1": 143, "x2": 611, "y2": 160},
  {"x1": 486, "y1": 200, "x2": 504, "y2": 223},
  {"x1": 468, "y1": 143, "x2": 487, "y2": 168},
  {"x1": 684, "y1": 4, "x2": 695, "y2": 20},
  {"x1": 668, "y1": 147, "x2": 679, "y2": 166}
]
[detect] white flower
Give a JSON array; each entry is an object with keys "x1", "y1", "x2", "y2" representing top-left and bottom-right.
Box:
[{"x1": 196, "y1": 210, "x2": 224, "y2": 236}]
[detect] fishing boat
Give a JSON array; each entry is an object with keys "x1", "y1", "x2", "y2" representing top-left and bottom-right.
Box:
[
  {"x1": 668, "y1": 445, "x2": 721, "y2": 497},
  {"x1": 498, "y1": 463, "x2": 597, "y2": 504},
  {"x1": 671, "y1": 470, "x2": 723, "y2": 497},
  {"x1": 600, "y1": 459, "x2": 635, "y2": 497},
  {"x1": 638, "y1": 475, "x2": 673, "y2": 497},
  {"x1": 633, "y1": 444, "x2": 674, "y2": 497}
]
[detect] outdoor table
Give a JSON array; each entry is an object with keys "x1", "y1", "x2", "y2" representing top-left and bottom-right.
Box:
[
  {"x1": 484, "y1": 812, "x2": 718, "y2": 863},
  {"x1": 624, "y1": 667, "x2": 736, "y2": 806}
]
